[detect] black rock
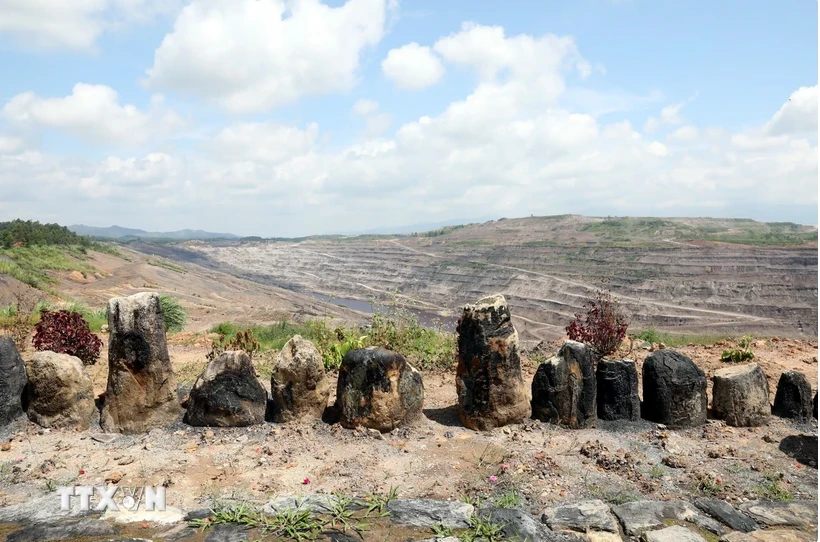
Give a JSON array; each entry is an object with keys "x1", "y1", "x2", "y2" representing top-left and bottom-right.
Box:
[
  {"x1": 478, "y1": 507, "x2": 550, "y2": 541},
  {"x1": 7, "y1": 518, "x2": 120, "y2": 542},
  {"x1": 641, "y1": 349, "x2": 707, "y2": 428},
  {"x1": 185, "y1": 351, "x2": 267, "y2": 427},
  {"x1": 596, "y1": 358, "x2": 640, "y2": 421},
  {"x1": 772, "y1": 371, "x2": 812, "y2": 421},
  {"x1": 694, "y1": 498, "x2": 758, "y2": 533},
  {"x1": 204, "y1": 524, "x2": 248, "y2": 542},
  {"x1": 335, "y1": 347, "x2": 424, "y2": 432},
  {"x1": 814, "y1": 392, "x2": 818, "y2": 419},
  {"x1": 0, "y1": 337, "x2": 26, "y2": 427},
  {"x1": 531, "y1": 341, "x2": 596, "y2": 428},
  {"x1": 711, "y1": 363, "x2": 770, "y2": 427}
]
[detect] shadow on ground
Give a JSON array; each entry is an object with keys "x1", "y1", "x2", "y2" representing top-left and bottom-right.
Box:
[
  {"x1": 424, "y1": 404, "x2": 461, "y2": 427},
  {"x1": 779, "y1": 434, "x2": 818, "y2": 468}
]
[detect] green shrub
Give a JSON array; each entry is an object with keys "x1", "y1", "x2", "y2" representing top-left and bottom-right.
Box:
[
  {"x1": 159, "y1": 295, "x2": 187, "y2": 333},
  {"x1": 721, "y1": 335, "x2": 755, "y2": 363}
]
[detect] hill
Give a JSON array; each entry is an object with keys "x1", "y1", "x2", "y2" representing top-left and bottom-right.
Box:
[{"x1": 69, "y1": 224, "x2": 239, "y2": 240}]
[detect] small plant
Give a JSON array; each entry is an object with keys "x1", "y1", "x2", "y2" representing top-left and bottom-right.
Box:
[
  {"x1": 207, "y1": 328, "x2": 261, "y2": 361},
  {"x1": 159, "y1": 294, "x2": 187, "y2": 333},
  {"x1": 696, "y1": 473, "x2": 725, "y2": 497},
  {"x1": 650, "y1": 464, "x2": 665, "y2": 480},
  {"x1": 755, "y1": 472, "x2": 793, "y2": 501},
  {"x1": 493, "y1": 490, "x2": 521, "y2": 509},
  {"x1": 720, "y1": 335, "x2": 755, "y2": 363},
  {"x1": 326, "y1": 494, "x2": 369, "y2": 535},
  {"x1": 364, "y1": 485, "x2": 399, "y2": 516},
  {"x1": 0, "y1": 292, "x2": 37, "y2": 351},
  {"x1": 460, "y1": 513, "x2": 506, "y2": 542},
  {"x1": 324, "y1": 333, "x2": 368, "y2": 370},
  {"x1": 566, "y1": 284, "x2": 630, "y2": 360},
  {"x1": 33, "y1": 309, "x2": 102, "y2": 365},
  {"x1": 431, "y1": 524, "x2": 454, "y2": 538}
]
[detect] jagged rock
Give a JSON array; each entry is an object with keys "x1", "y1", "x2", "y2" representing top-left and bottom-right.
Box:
[
  {"x1": 184, "y1": 351, "x2": 266, "y2": 427},
  {"x1": 6, "y1": 518, "x2": 120, "y2": 542},
  {"x1": 596, "y1": 358, "x2": 640, "y2": 421},
  {"x1": 542, "y1": 499, "x2": 620, "y2": 533},
  {"x1": 387, "y1": 499, "x2": 473, "y2": 528},
  {"x1": 531, "y1": 341, "x2": 596, "y2": 428},
  {"x1": 772, "y1": 371, "x2": 812, "y2": 421},
  {"x1": 456, "y1": 294, "x2": 530, "y2": 430},
  {"x1": 478, "y1": 507, "x2": 549, "y2": 541},
  {"x1": 739, "y1": 500, "x2": 818, "y2": 528},
  {"x1": 100, "y1": 292, "x2": 182, "y2": 433},
  {"x1": 24, "y1": 351, "x2": 96, "y2": 429},
  {"x1": 335, "y1": 347, "x2": 423, "y2": 432},
  {"x1": 0, "y1": 337, "x2": 26, "y2": 426},
  {"x1": 720, "y1": 530, "x2": 815, "y2": 542},
  {"x1": 694, "y1": 498, "x2": 757, "y2": 533},
  {"x1": 268, "y1": 335, "x2": 331, "y2": 422},
  {"x1": 644, "y1": 525, "x2": 707, "y2": 542},
  {"x1": 641, "y1": 350, "x2": 707, "y2": 428},
  {"x1": 611, "y1": 500, "x2": 725, "y2": 537},
  {"x1": 711, "y1": 363, "x2": 770, "y2": 427}
]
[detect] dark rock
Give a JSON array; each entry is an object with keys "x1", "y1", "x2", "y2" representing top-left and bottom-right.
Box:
[
  {"x1": 612, "y1": 500, "x2": 725, "y2": 537},
  {"x1": 0, "y1": 337, "x2": 26, "y2": 426},
  {"x1": 541, "y1": 499, "x2": 619, "y2": 533},
  {"x1": 813, "y1": 392, "x2": 817, "y2": 419},
  {"x1": 101, "y1": 292, "x2": 182, "y2": 433},
  {"x1": 184, "y1": 351, "x2": 266, "y2": 427},
  {"x1": 739, "y1": 500, "x2": 818, "y2": 528},
  {"x1": 711, "y1": 363, "x2": 770, "y2": 427},
  {"x1": 387, "y1": 499, "x2": 473, "y2": 528},
  {"x1": 644, "y1": 525, "x2": 707, "y2": 542},
  {"x1": 641, "y1": 350, "x2": 707, "y2": 428},
  {"x1": 24, "y1": 351, "x2": 96, "y2": 429},
  {"x1": 694, "y1": 498, "x2": 758, "y2": 533},
  {"x1": 596, "y1": 358, "x2": 640, "y2": 421},
  {"x1": 6, "y1": 518, "x2": 120, "y2": 542},
  {"x1": 335, "y1": 347, "x2": 423, "y2": 432},
  {"x1": 269, "y1": 335, "x2": 331, "y2": 422},
  {"x1": 455, "y1": 294, "x2": 530, "y2": 430},
  {"x1": 478, "y1": 507, "x2": 549, "y2": 541},
  {"x1": 184, "y1": 508, "x2": 212, "y2": 521},
  {"x1": 531, "y1": 341, "x2": 596, "y2": 428},
  {"x1": 772, "y1": 371, "x2": 812, "y2": 421},
  {"x1": 0, "y1": 493, "x2": 99, "y2": 523},
  {"x1": 204, "y1": 524, "x2": 248, "y2": 542}
]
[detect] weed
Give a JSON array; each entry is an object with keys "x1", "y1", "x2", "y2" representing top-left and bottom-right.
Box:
[
  {"x1": 364, "y1": 485, "x2": 399, "y2": 516},
  {"x1": 207, "y1": 328, "x2": 261, "y2": 361},
  {"x1": 493, "y1": 490, "x2": 521, "y2": 509},
  {"x1": 460, "y1": 513, "x2": 506, "y2": 542},
  {"x1": 755, "y1": 472, "x2": 793, "y2": 501},
  {"x1": 326, "y1": 494, "x2": 369, "y2": 535},
  {"x1": 721, "y1": 335, "x2": 755, "y2": 363},
  {"x1": 159, "y1": 294, "x2": 187, "y2": 333},
  {"x1": 431, "y1": 524, "x2": 454, "y2": 537},
  {"x1": 650, "y1": 465, "x2": 665, "y2": 480},
  {"x1": 696, "y1": 473, "x2": 725, "y2": 497}
]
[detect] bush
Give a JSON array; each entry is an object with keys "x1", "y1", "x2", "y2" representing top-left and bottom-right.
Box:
[
  {"x1": 33, "y1": 309, "x2": 102, "y2": 365},
  {"x1": 566, "y1": 286, "x2": 629, "y2": 360},
  {"x1": 158, "y1": 295, "x2": 186, "y2": 333},
  {"x1": 207, "y1": 328, "x2": 261, "y2": 362},
  {"x1": 721, "y1": 335, "x2": 755, "y2": 363}
]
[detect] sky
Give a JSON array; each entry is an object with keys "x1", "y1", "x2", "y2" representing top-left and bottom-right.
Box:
[{"x1": 0, "y1": 0, "x2": 817, "y2": 237}]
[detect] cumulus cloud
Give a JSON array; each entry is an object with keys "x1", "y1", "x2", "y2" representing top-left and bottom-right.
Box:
[
  {"x1": 381, "y1": 42, "x2": 445, "y2": 90},
  {"x1": 765, "y1": 85, "x2": 818, "y2": 136},
  {"x1": 1, "y1": 84, "x2": 184, "y2": 146},
  {"x1": 145, "y1": 0, "x2": 393, "y2": 114}
]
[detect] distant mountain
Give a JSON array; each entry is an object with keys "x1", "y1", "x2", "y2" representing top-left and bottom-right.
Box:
[
  {"x1": 69, "y1": 224, "x2": 240, "y2": 240},
  {"x1": 344, "y1": 216, "x2": 499, "y2": 236}
]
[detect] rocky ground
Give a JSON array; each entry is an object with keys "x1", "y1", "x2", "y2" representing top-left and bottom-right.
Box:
[{"x1": 0, "y1": 336, "x2": 816, "y2": 541}]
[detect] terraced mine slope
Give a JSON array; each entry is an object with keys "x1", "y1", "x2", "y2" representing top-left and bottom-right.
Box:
[{"x1": 165, "y1": 216, "x2": 817, "y2": 341}]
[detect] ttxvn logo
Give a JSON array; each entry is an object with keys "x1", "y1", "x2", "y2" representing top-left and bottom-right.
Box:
[{"x1": 57, "y1": 486, "x2": 166, "y2": 512}]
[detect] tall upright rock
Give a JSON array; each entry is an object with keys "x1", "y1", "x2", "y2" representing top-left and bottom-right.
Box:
[
  {"x1": 531, "y1": 341, "x2": 596, "y2": 428},
  {"x1": 712, "y1": 363, "x2": 770, "y2": 427},
  {"x1": 456, "y1": 294, "x2": 529, "y2": 430},
  {"x1": 596, "y1": 358, "x2": 640, "y2": 421},
  {"x1": 269, "y1": 335, "x2": 331, "y2": 422},
  {"x1": 772, "y1": 371, "x2": 812, "y2": 421},
  {"x1": 100, "y1": 292, "x2": 182, "y2": 433},
  {"x1": 642, "y1": 350, "x2": 707, "y2": 428},
  {"x1": 185, "y1": 351, "x2": 266, "y2": 427},
  {"x1": 25, "y1": 351, "x2": 96, "y2": 429},
  {"x1": 0, "y1": 337, "x2": 26, "y2": 427}
]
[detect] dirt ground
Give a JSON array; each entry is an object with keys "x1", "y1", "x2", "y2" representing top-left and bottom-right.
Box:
[{"x1": 1, "y1": 336, "x2": 816, "y2": 518}]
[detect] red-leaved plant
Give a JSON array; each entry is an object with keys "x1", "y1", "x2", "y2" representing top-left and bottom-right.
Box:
[
  {"x1": 33, "y1": 309, "x2": 103, "y2": 365},
  {"x1": 566, "y1": 287, "x2": 629, "y2": 361}
]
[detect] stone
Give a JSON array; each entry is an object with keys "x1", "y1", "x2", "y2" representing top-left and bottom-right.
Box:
[
  {"x1": 641, "y1": 350, "x2": 707, "y2": 428},
  {"x1": 772, "y1": 371, "x2": 812, "y2": 421},
  {"x1": 596, "y1": 358, "x2": 640, "y2": 421},
  {"x1": 542, "y1": 499, "x2": 620, "y2": 533},
  {"x1": 531, "y1": 341, "x2": 596, "y2": 428},
  {"x1": 611, "y1": 500, "x2": 725, "y2": 537},
  {"x1": 455, "y1": 294, "x2": 530, "y2": 430},
  {"x1": 711, "y1": 363, "x2": 770, "y2": 427},
  {"x1": 184, "y1": 351, "x2": 266, "y2": 427},
  {"x1": 204, "y1": 524, "x2": 248, "y2": 542},
  {"x1": 335, "y1": 347, "x2": 423, "y2": 432},
  {"x1": 720, "y1": 530, "x2": 815, "y2": 542},
  {"x1": 102, "y1": 505, "x2": 185, "y2": 525},
  {"x1": 100, "y1": 292, "x2": 182, "y2": 433},
  {"x1": 268, "y1": 335, "x2": 331, "y2": 422},
  {"x1": 478, "y1": 507, "x2": 549, "y2": 541},
  {"x1": 0, "y1": 337, "x2": 26, "y2": 426},
  {"x1": 387, "y1": 499, "x2": 473, "y2": 528},
  {"x1": 739, "y1": 500, "x2": 818, "y2": 528},
  {"x1": 694, "y1": 498, "x2": 757, "y2": 533},
  {"x1": 0, "y1": 493, "x2": 98, "y2": 523},
  {"x1": 24, "y1": 351, "x2": 96, "y2": 429},
  {"x1": 6, "y1": 518, "x2": 120, "y2": 542},
  {"x1": 814, "y1": 392, "x2": 817, "y2": 419},
  {"x1": 643, "y1": 525, "x2": 707, "y2": 542}
]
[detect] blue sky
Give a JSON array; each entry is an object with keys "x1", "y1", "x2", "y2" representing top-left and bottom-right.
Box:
[{"x1": 0, "y1": 0, "x2": 816, "y2": 236}]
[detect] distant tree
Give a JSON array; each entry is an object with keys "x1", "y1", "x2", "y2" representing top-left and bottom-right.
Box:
[{"x1": 0, "y1": 219, "x2": 91, "y2": 248}]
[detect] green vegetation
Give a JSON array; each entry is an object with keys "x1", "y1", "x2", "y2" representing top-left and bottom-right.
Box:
[
  {"x1": 147, "y1": 257, "x2": 187, "y2": 273},
  {"x1": 158, "y1": 294, "x2": 187, "y2": 332},
  {"x1": 0, "y1": 219, "x2": 91, "y2": 248},
  {"x1": 755, "y1": 472, "x2": 793, "y2": 501},
  {"x1": 493, "y1": 490, "x2": 521, "y2": 509},
  {"x1": 0, "y1": 299, "x2": 108, "y2": 336},
  {"x1": 702, "y1": 229, "x2": 817, "y2": 246},
  {"x1": 459, "y1": 514, "x2": 506, "y2": 542},
  {"x1": 0, "y1": 245, "x2": 97, "y2": 289},
  {"x1": 631, "y1": 328, "x2": 727, "y2": 348},
  {"x1": 720, "y1": 335, "x2": 755, "y2": 363}
]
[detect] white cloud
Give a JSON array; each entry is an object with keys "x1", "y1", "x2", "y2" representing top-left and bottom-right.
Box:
[
  {"x1": 146, "y1": 0, "x2": 393, "y2": 114},
  {"x1": 208, "y1": 122, "x2": 319, "y2": 164},
  {"x1": 351, "y1": 99, "x2": 392, "y2": 137},
  {"x1": 765, "y1": 85, "x2": 818, "y2": 136},
  {"x1": 0, "y1": 136, "x2": 23, "y2": 154},
  {"x1": 668, "y1": 125, "x2": 699, "y2": 142},
  {"x1": 644, "y1": 93, "x2": 699, "y2": 134},
  {"x1": 352, "y1": 99, "x2": 380, "y2": 116},
  {"x1": 381, "y1": 42, "x2": 445, "y2": 90},
  {"x1": 1, "y1": 84, "x2": 184, "y2": 146}
]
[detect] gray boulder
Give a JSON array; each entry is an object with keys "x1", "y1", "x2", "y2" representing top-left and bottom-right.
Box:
[
  {"x1": 596, "y1": 358, "x2": 640, "y2": 421},
  {"x1": 642, "y1": 350, "x2": 707, "y2": 428},
  {"x1": 456, "y1": 294, "x2": 530, "y2": 430},
  {"x1": 0, "y1": 337, "x2": 26, "y2": 426},
  {"x1": 24, "y1": 351, "x2": 96, "y2": 429},
  {"x1": 531, "y1": 341, "x2": 596, "y2": 428},
  {"x1": 185, "y1": 351, "x2": 266, "y2": 427},
  {"x1": 269, "y1": 335, "x2": 331, "y2": 422},
  {"x1": 335, "y1": 347, "x2": 423, "y2": 432},
  {"x1": 387, "y1": 499, "x2": 472, "y2": 528},
  {"x1": 542, "y1": 499, "x2": 620, "y2": 533},
  {"x1": 100, "y1": 292, "x2": 182, "y2": 433},
  {"x1": 694, "y1": 498, "x2": 757, "y2": 533},
  {"x1": 644, "y1": 525, "x2": 707, "y2": 542},
  {"x1": 712, "y1": 363, "x2": 770, "y2": 427},
  {"x1": 772, "y1": 371, "x2": 812, "y2": 421}
]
